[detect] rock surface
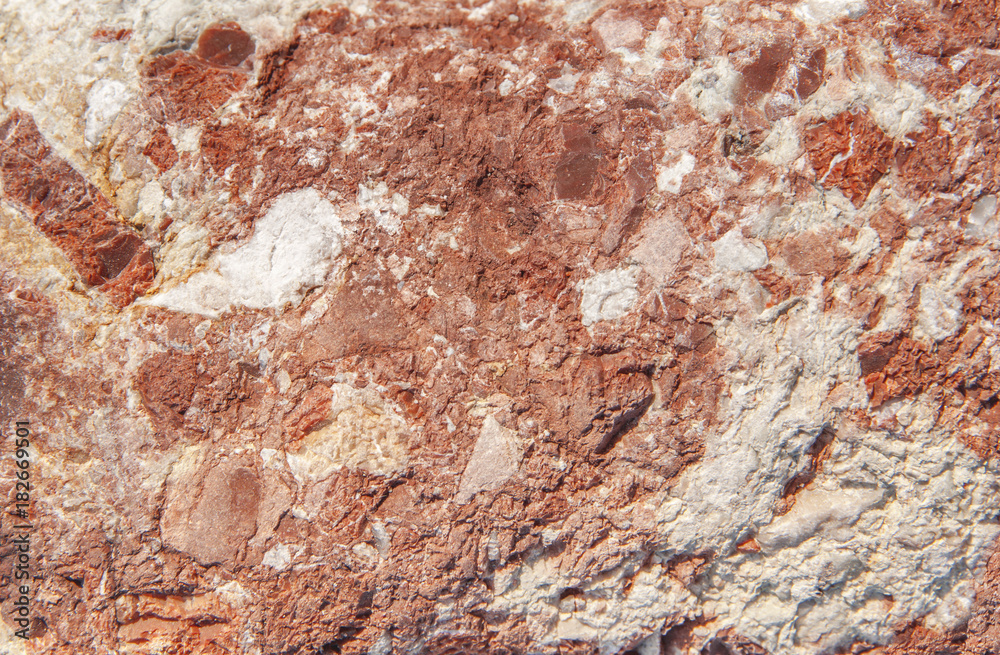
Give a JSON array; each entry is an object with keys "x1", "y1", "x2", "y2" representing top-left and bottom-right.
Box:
[{"x1": 0, "y1": 0, "x2": 999, "y2": 653}]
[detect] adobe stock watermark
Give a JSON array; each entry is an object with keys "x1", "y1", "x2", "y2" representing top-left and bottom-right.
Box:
[{"x1": 9, "y1": 420, "x2": 32, "y2": 639}]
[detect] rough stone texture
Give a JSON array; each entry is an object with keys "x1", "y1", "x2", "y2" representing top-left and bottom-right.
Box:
[{"x1": 0, "y1": 0, "x2": 999, "y2": 654}]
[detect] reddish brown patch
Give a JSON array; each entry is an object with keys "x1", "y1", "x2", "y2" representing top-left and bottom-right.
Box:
[
  {"x1": 0, "y1": 110, "x2": 154, "y2": 306},
  {"x1": 858, "y1": 304, "x2": 1000, "y2": 454},
  {"x1": 806, "y1": 109, "x2": 893, "y2": 207},
  {"x1": 142, "y1": 51, "x2": 247, "y2": 124},
  {"x1": 142, "y1": 126, "x2": 178, "y2": 173},
  {"x1": 555, "y1": 124, "x2": 606, "y2": 201},
  {"x1": 535, "y1": 354, "x2": 654, "y2": 455},
  {"x1": 195, "y1": 22, "x2": 255, "y2": 68},
  {"x1": 115, "y1": 592, "x2": 237, "y2": 652},
  {"x1": 738, "y1": 41, "x2": 793, "y2": 104},
  {"x1": 200, "y1": 119, "x2": 255, "y2": 182},
  {"x1": 964, "y1": 275, "x2": 1000, "y2": 324},
  {"x1": 132, "y1": 336, "x2": 269, "y2": 439},
  {"x1": 895, "y1": 116, "x2": 955, "y2": 195},
  {"x1": 395, "y1": 388, "x2": 425, "y2": 419},
  {"x1": 0, "y1": 297, "x2": 26, "y2": 417},
  {"x1": 779, "y1": 230, "x2": 849, "y2": 277},
  {"x1": 869, "y1": 0, "x2": 953, "y2": 57},
  {"x1": 753, "y1": 268, "x2": 794, "y2": 306},
  {"x1": 296, "y1": 7, "x2": 352, "y2": 36},
  {"x1": 255, "y1": 39, "x2": 302, "y2": 108},
  {"x1": 859, "y1": 332, "x2": 939, "y2": 407},
  {"x1": 284, "y1": 384, "x2": 334, "y2": 445},
  {"x1": 948, "y1": 0, "x2": 999, "y2": 48},
  {"x1": 866, "y1": 0, "x2": 997, "y2": 56},
  {"x1": 795, "y1": 47, "x2": 826, "y2": 100},
  {"x1": 135, "y1": 352, "x2": 204, "y2": 428}
]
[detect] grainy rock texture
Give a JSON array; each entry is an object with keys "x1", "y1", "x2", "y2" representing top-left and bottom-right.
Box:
[{"x1": 0, "y1": 0, "x2": 999, "y2": 653}]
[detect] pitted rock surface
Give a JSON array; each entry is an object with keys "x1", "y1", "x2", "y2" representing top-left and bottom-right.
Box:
[{"x1": 1, "y1": 0, "x2": 1000, "y2": 654}]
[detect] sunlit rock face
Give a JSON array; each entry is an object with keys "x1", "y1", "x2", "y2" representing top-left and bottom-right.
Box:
[{"x1": 2, "y1": 0, "x2": 1000, "y2": 653}]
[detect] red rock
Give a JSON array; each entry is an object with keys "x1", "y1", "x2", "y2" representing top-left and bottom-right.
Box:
[
  {"x1": 142, "y1": 125, "x2": 178, "y2": 172},
  {"x1": 92, "y1": 27, "x2": 132, "y2": 42},
  {"x1": 739, "y1": 40, "x2": 793, "y2": 104},
  {"x1": 0, "y1": 110, "x2": 154, "y2": 306},
  {"x1": 8, "y1": 1, "x2": 1000, "y2": 653},
  {"x1": 135, "y1": 351, "x2": 204, "y2": 428},
  {"x1": 806, "y1": 108, "x2": 894, "y2": 207},
  {"x1": 779, "y1": 230, "x2": 849, "y2": 277},
  {"x1": 194, "y1": 22, "x2": 255, "y2": 68},
  {"x1": 142, "y1": 51, "x2": 247, "y2": 124},
  {"x1": 795, "y1": 47, "x2": 827, "y2": 100},
  {"x1": 161, "y1": 459, "x2": 262, "y2": 565}
]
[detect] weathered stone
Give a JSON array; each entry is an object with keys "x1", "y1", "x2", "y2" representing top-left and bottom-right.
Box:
[{"x1": 2, "y1": 0, "x2": 1000, "y2": 653}]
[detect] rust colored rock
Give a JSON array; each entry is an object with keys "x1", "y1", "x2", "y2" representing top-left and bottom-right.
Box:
[
  {"x1": 895, "y1": 116, "x2": 956, "y2": 195},
  {"x1": 860, "y1": 333, "x2": 938, "y2": 407},
  {"x1": 92, "y1": 27, "x2": 132, "y2": 42},
  {"x1": 528, "y1": 353, "x2": 657, "y2": 457},
  {"x1": 858, "y1": 331, "x2": 902, "y2": 377},
  {"x1": 284, "y1": 383, "x2": 333, "y2": 443},
  {"x1": 0, "y1": 110, "x2": 154, "y2": 306},
  {"x1": 142, "y1": 125, "x2": 178, "y2": 172},
  {"x1": 555, "y1": 124, "x2": 605, "y2": 201},
  {"x1": 0, "y1": 297, "x2": 26, "y2": 417},
  {"x1": 135, "y1": 351, "x2": 203, "y2": 428},
  {"x1": 779, "y1": 230, "x2": 849, "y2": 277},
  {"x1": 297, "y1": 7, "x2": 352, "y2": 36},
  {"x1": 9, "y1": 1, "x2": 1000, "y2": 653},
  {"x1": 194, "y1": 22, "x2": 255, "y2": 68},
  {"x1": 161, "y1": 459, "x2": 262, "y2": 565},
  {"x1": 806, "y1": 108, "x2": 893, "y2": 207},
  {"x1": 739, "y1": 41, "x2": 793, "y2": 104},
  {"x1": 116, "y1": 592, "x2": 238, "y2": 654},
  {"x1": 142, "y1": 51, "x2": 247, "y2": 124},
  {"x1": 200, "y1": 119, "x2": 253, "y2": 178},
  {"x1": 950, "y1": 0, "x2": 1000, "y2": 48},
  {"x1": 795, "y1": 47, "x2": 826, "y2": 100}
]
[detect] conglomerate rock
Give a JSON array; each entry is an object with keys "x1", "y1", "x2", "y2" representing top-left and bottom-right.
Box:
[{"x1": 0, "y1": 0, "x2": 999, "y2": 653}]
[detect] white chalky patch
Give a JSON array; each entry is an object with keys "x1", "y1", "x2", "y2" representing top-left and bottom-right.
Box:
[
  {"x1": 592, "y1": 10, "x2": 645, "y2": 52},
  {"x1": 656, "y1": 152, "x2": 696, "y2": 195},
  {"x1": 713, "y1": 228, "x2": 769, "y2": 272},
  {"x1": 578, "y1": 266, "x2": 640, "y2": 327},
  {"x1": 261, "y1": 543, "x2": 299, "y2": 571},
  {"x1": 794, "y1": 0, "x2": 867, "y2": 23},
  {"x1": 547, "y1": 67, "x2": 582, "y2": 94},
  {"x1": 84, "y1": 79, "x2": 132, "y2": 146},
  {"x1": 146, "y1": 188, "x2": 346, "y2": 317},
  {"x1": 456, "y1": 415, "x2": 523, "y2": 504},
  {"x1": 915, "y1": 283, "x2": 963, "y2": 342},
  {"x1": 968, "y1": 195, "x2": 998, "y2": 238},
  {"x1": 674, "y1": 56, "x2": 740, "y2": 123},
  {"x1": 358, "y1": 181, "x2": 409, "y2": 234}
]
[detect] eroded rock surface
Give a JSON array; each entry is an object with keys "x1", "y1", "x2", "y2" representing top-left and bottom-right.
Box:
[{"x1": 1, "y1": 0, "x2": 999, "y2": 653}]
